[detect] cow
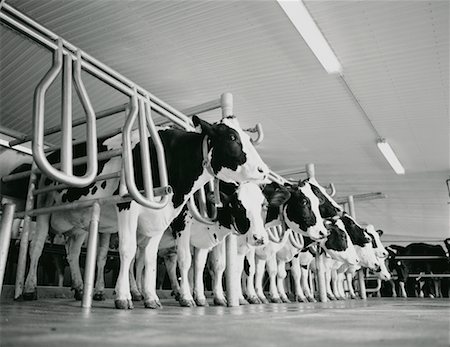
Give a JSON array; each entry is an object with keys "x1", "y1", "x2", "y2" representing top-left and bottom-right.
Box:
[
  {"x1": 363, "y1": 226, "x2": 390, "y2": 297},
  {"x1": 285, "y1": 218, "x2": 359, "y2": 302},
  {"x1": 149, "y1": 180, "x2": 282, "y2": 307},
  {"x1": 8, "y1": 115, "x2": 269, "y2": 309},
  {"x1": 249, "y1": 179, "x2": 345, "y2": 304},
  {"x1": 387, "y1": 243, "x2": 449, "y2": 298}
]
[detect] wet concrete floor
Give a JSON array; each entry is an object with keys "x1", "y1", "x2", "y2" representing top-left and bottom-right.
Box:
[{"x1": 1, "y1": 296, "x2": 449, "y2": 347}]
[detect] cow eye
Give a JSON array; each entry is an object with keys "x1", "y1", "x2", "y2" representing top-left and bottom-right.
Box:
[
  {"x1": 230, "y1": 134, "x2": 237, "y2": 141},
  {"x1": 301, "y1": 199, "x2": 308, "y2": 206}
]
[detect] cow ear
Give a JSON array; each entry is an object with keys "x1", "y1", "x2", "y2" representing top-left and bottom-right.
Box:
[
  {"x1": 376, "y1": 229, "x2": 384, "y2": 237},
  {"x1": 192, "y1": 115, "x2": 216, "y2": 137},
  {"x1": 269, "y1": 186, "x2": 291, "y2": 207}
]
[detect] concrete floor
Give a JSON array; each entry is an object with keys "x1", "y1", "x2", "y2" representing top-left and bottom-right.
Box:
[{"x1": 1, "y1": 296, "x2": 449, "y2": 347}]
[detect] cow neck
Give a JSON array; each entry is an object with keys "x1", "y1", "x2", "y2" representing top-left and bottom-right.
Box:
[{"x1": 161, "y1": 130, "x2": 213, "y2": 209}]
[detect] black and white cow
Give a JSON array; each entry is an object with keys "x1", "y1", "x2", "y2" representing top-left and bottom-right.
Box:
[
  {"x1": 10, "y1": 115, "x2": 269, "y2": 309},
  {"x1": 153, "y1": 180, "x2": 277, "y2": 307},
  {"x1": 387, "y1": 243, "x2": 449, "y2": 298}
]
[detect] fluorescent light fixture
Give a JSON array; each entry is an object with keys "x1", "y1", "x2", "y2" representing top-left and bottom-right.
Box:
[
  {"x1": 277, "y1": 0, "x2": 342, "y2": 74},
  {"x1": 377, "y1": 139, "x2": 405, "y2": 175}
]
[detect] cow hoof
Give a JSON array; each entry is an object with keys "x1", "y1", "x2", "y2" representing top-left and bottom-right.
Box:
[
  {"x1": 144, "y1": 299, "x2": 163, "y2": 309},
  {"x1": 171, "y1": 290, "x2": 181, "y2": 302},
  {"x1": 260, "y1": 297, "x2": 270, "y2": 304},
  {"x1": 350, "y1": 294, "x2": 357, "y2": 300},
  {"x1": 247, "y1": 296, "x2": 262, "y2": 304},
  {"x1": 280, "y1": 296, "x2": 291, "y2": 303},
  {"x1": 115, "y1": 299, "x2": 134, "y2": 310},
  {"x1": 270, "y1": 297, "x2": 283, "y2": 304},
  {"x1": 295, "y1": 296, "x2": 308, "y2": 303},
  {"x1": 213, "y1": 297, "x2": 228, "y2": 306},
  {"x1": 239, "y1": 298, "x2": 249, "y2": 305},
  {"x1": 327, "y1": 294, "x2": 336, "y2": 301},
  {"x1": 73, "y1": 289, "x2": 83, "y2": 301},
  {"x1": 131, "y1": 291, "x2": 143, "y2": 302},
  {"x1": 336, "y1": 296, "x2": 346, "y2": 301},
  {"x1": 93, "y1": 292, "x2": 106, "y2": 301},
  {"x1": 195, "y1": 298, "x2": 209, "y2": 307},
  {"x1": 306, "y1": 296, "x2": 317, "y2": 303},
  {"x1": 179, "y1": 297, "x2": 196, "y2": 307},
  {"x1": 23, "y1": 291, "x2": 38, "y2": 301}
]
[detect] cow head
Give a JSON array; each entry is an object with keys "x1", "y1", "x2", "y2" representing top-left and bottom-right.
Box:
[
  {"x1": 386, "y1": 245, "x2": 408, "y2": 282},
  {"x1": 365, "y1": 224, "x2": 389, "y2": 259},
  {"x1": 282, "y1": 181, "x2": 329, "y2": 241},
  {"x1": 374, "y1": 257, "x2": 391, "y2": 281},
  {"x1": 193, "y1": 116, "x2": 269, "y2": 184},
  {"x1": 307, "y1": 177, "x2": 343, "y2": 219},
  {"x1": 216, "y1": 181, "x2": 268, "y2": 246},
  {"x1": 321, "y1": 219, "x2": 359, "y2": 265},
  {"x1": 341, "y1": 213, "x2": 380, "y2": 271}
]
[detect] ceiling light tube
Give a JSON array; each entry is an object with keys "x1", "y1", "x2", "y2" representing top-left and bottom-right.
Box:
[
  {"x1": 277, "y1": 0, "x2": 342, "y2": 74},
  {"x1": 377, "y1": 139, "x2": 405, "y2": 175}
]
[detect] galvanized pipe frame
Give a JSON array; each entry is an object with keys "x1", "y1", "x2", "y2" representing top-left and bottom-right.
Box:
[
  {"x1": 0, "y1": 2, "x2": 193, "y2": 129},
  {"x1": 31, "y1": 39, "x2": 99, "y2": 188}
]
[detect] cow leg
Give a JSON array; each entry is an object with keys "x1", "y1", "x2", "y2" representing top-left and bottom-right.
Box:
[
  {"x1": 177, "y1": 221, "x2": 196, "y2": 307},
  {"x1": 324, "y1": 266, "x2": 336, "y2": 301},
  {"x1": 390, "y1": 279, "x2": 397, "y2": 297},
  {"x1": 142, "y1": 233, "x2": 164, "y2": 309},
  {"x1": 163, "y1": 252, "x2": 181, "y2": 301},
  {"x1": 337, "y1": 273, "x2": 347, "y2": 299},
  {"x1": 255, "y1": 257, "x2": 269, "y2": 303},
  {"x1": 23, "y1": 213, "x2": 51, "y2": 300},
  {"x1": 243, "y1": 249, "x2": 260, "y2": 304},
  {"x1": 346, "y1": 272, "x2": 357, "y2": 299},
  {"x1": 291, "y1": 256, "x2": 307, "y2": 303},
  {"x1": 301, "y1": 266, "x2": 315, "y2": 302},
  {"x1": 210, "y1": 242, "x2": 227, "y2": 306},
  {"x1": 193, "y1": 247, "x2": 209, "y2": 306},
  {"x1": 114, "y1": 209, "x2": 138, "y2": 310},
  {"x1": 266, "y1": 254, "x2": 281, "y2": 303},
  {"x1": 331, "y1": 269, "x2": 344, "y2": 300},
  {"x1": 276, "y1": 259, "x2": 290, "y2": 303},
  {"x1": 65, "y1": 231, "x2": 87, "y2": 301},
  {"x1": 234, "y1": 252, "x2": 249, "y2": 305},
  {"x1": 93, "y1": 232, "x2": 110, "y2": 301},
  {"x1": 53, "y1": 254, "x2": 65, "y2": 287},
  {"x1": 399, "y1": 281, "x2": 407, "y2": 298},
  {"x1": 133, "y1": 246, "x2": 145, "y2": 301},
  {"x1": 434, "y1": 278, "x2": 441, "y2": 298}
]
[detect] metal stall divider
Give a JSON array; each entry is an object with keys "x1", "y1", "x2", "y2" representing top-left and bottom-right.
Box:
[
  {"x1": 305, "y1": 164, "x2": 328, "y2": 303},
  {"x1": 0, "y1": 1, "x2": 202, "y2": 307},
  {"x1": 347, "y1": 195, "x2": 367, "y2": 300}
]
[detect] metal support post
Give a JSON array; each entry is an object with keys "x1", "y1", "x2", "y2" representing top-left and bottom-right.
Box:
[
  {"x1": 348, "y1": 195, "x2": 367, "y2": 299},
  {"x1": 225, "y1": 234, "x2": 239, "y2": 307},
  {"x1": 14, "y1": 163, "x2": 38, "y2": 299},
  {"x1": 81, "y1": 202, "x2": 101, "y2": 308},
  {"x1": 0, "y1": 203, "x2": 16, "y2": 297}
]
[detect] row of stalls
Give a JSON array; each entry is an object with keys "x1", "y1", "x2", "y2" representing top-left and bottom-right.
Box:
[{"x1": 1, "y1": 1, "x2": 448, "y2": 309}]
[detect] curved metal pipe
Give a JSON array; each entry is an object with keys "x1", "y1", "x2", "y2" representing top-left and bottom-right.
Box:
[
  {"x1": 267, "y1": 226, "x2": 281, "y2": 243},
  {"x1": 122, "y1": 90, "x2": 170, "y2": 209},
  {"x1": 245, "y1": 123, "x2": 264, "y2": 145},
  {"x1": 188, "y1": 196, "x2": 215, "y2": 225},
  {"x1": 289, "y1": 230, "x2": 304, "y2": 250},
  {"x1": 326, "y1": 183, "x2": 336, "y2": 197}
]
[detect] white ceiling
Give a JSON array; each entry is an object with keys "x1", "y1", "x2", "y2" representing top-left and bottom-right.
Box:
[{"x1": 0, "y1": 0, "x2": 448, "y2": 242}]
